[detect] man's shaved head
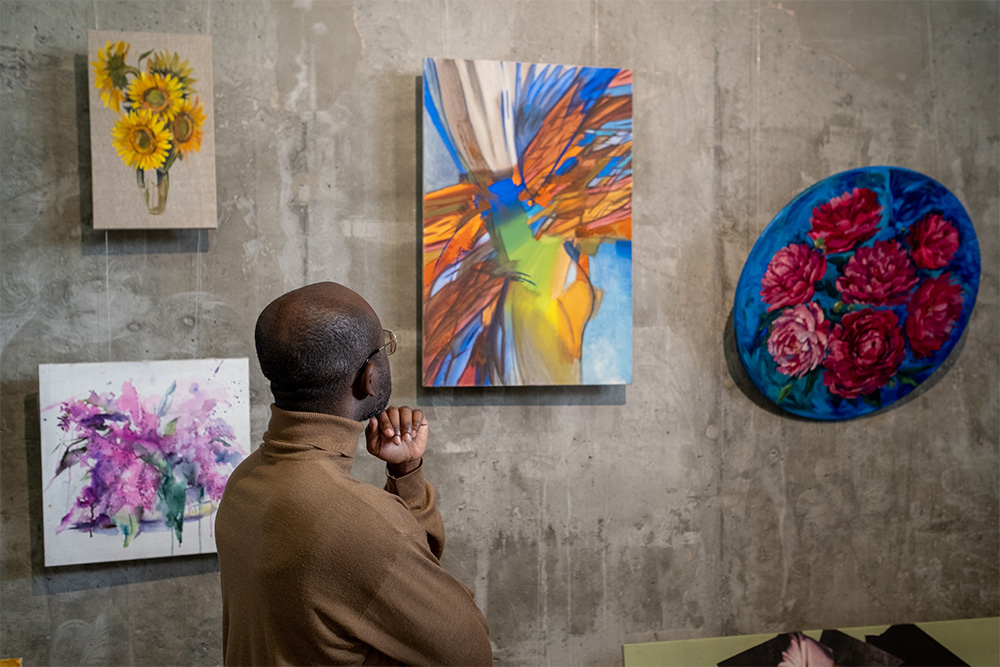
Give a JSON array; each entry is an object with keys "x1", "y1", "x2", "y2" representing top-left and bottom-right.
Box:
[{"x1": 255, "y1": 282, "x2": 390, "y2": 417}]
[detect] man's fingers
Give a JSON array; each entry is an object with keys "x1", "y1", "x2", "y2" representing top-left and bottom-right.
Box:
[
  {"x1": 398, "y1": 406, "x2": 413, "y2": 441},
  {"x1": 412, "y1": 409, "x2": 426, "y2": 431},
  {"x1": 386, "y1": 406, "x2": 402, "y2": 444},
  {"x1": 365, "y1": 418, "x2": 381, "y2": 456},
  {"x1": 372, "y1": 406, "x2": 427, "y2": 449},
  {"x1": 411, "y1": 409, "x2": 427, "y2": 440},
  {"x1": 367, "y1": 407, "x2": 429, "y2": 466},
  {"x1": 377, "y1": 410, "x2": 394, "y2": 438}
]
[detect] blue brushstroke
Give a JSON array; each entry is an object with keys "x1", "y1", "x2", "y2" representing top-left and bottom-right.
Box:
[
  {"x1": 582, "y1": 240, "x2": 632, "y2": 384},
  {"x1": 443, "y1": 321, "x2": 480, "y2": 385},
  {"x1": 514, "y1": 63, "x2": 580, "y2": 158},
  {"x1": 423, "y1": 59, "x2": 466, "y2": 177},
  {"x1": 601, "y1": 119, "x2": 633, "y2": 131},
  {"x1": 555, "y1": 156, "x2": 578, "y2": 175}
]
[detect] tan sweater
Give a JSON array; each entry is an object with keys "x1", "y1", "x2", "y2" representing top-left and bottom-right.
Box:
[{"x1": 216, "y1": 406, "x2": 492, "y2": 666}]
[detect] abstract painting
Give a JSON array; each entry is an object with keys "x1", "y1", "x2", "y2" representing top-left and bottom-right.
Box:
[
  {"x1": 88, "y1": 30, "x2": 216, "y2": 229},
  {"x1": 734, "y1": 167, "x2": 980, "y2": 420},
  {"x1": 39, "y1": 358, "x2": 249, "y2": 566},
  {"x1": 422, "y1": 57, "x2": 633, "y2": 386}
]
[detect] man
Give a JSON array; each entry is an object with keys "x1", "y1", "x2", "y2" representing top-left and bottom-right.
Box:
[{"x1": 217, "y1": 282, "x2": 492, "y2": 666}]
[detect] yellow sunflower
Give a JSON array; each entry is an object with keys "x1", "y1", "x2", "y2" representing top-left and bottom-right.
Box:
[
  {"x1": 111, "y1": 109, "x2": 172, "y2": 171},
  {"x1": 147, "y1": 50, "x2": 197, "y2": 94},
  {"x1": 127, "y1": 71, "x2": 183, "y2": 121},
  {"x1": 170, "y1": 97, "x2": 205, "y2": 157},
  {"x1": 91, "y1": 40, "x2": 131, "y2": 112}
]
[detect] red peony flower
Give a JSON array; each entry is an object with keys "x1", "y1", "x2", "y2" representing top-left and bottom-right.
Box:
[
  {"x1": 808, "y1": 187, "x2": 883, "y2": 253},
  {"x1": 908, "y1": 212, "x2": 959, "y2": 269},
  {"x1": 905, "y1": 274, "x2": 964, "y2": 358},
  {"x1": 836, "y1": 239, "x2": 919, "y2": 306},
  {"x1": 768, "y1": 302, "x2": 832, "y2": 378},
  {"x1": 760, "y1": 243, "x2": 827, "y2": 312},
  {"x1": 822, "y1": 308, "x2": 906, "y2": 399}
]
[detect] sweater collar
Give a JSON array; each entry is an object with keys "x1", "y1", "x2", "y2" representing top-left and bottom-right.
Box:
[{"x1": 262, "y1": 404, "x2": 366, "y2": 458}]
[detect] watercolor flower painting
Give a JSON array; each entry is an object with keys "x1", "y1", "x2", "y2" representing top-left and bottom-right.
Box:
[
  {"x1": 92, "y1": 38, "x2": 204, "y2": 214},
  {"x1": 422, "y1": 57, "x2": 633, "y2": 386},
  {"x1": 88, "y1": 30, "x2": 216, "y2": 230},
  {"x1": 734, "y1": 167, "x2": 980, "y2": 420},
  {"x1": 40, "y1": 359, "x2": 249, "y2": 566}
]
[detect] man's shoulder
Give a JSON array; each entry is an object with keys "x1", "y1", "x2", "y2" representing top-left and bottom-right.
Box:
[
  {"x1": 219, "y1": 454, "x2": 422, "y2": 583},
  {"x1": 226, "y1": 451, "x2": 423, "y2": 540},
  {"x1": 348, "y1": 480, "x2": 425, "y2": 537}
]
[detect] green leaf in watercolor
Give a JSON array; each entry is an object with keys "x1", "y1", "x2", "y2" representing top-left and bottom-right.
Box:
[
  {"x1": 157, "y1": 469, "x2": 188, "y2": 544},
  {"x1": 113, "y1": 509, "x2": 141, "y2": 548},
  {"x1": 776, "y1": 382, "x2": 794, "y2": 404},
  {"x1": 163, "y1": 418, "x2": 178, "y2": 437}
]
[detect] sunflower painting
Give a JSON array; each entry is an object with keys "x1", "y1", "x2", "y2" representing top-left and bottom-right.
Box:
[{"x1": 88, "y1": 30, "x2": 216, "y2": 229}]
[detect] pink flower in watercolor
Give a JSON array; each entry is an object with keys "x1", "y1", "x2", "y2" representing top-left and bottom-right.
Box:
[
  {"x1": 52, "y1": 379, "x2": 243, "y2": 546},
  {"x1": 836, "y1": 239, "x2": 919, "y2": 306},
  {"x1": 808, "y1": 187, "x2": 883, "y2": 253},
  {"x1": 908, "y1": 212, "x2": 959, "y2": 269},
  {"x1": 760, "y1": 243, "x2": 827, "y2": 312},
  {"x1": 778, "y1": 633, "x2": 835, "y2": 667},
  {"x1": 823, "y1": 308, "x2": 906, "y2": 399},
  {"x1": 767, "y1": 302, "x2": 832, "y2": 378},
  {"x1": 58, "y1": 396, "x2": 106, "y2": 433},
  {"x1": 124, "y1": 381, "x2": 165, "y2": 439},
  {"x1": 905, "y1": 274, "x2": 964, "y2": 358}
]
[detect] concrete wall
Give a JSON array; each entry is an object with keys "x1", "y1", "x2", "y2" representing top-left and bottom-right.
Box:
[{"x1": 1, "y1": 1, "x2": 997, "y2": 664}]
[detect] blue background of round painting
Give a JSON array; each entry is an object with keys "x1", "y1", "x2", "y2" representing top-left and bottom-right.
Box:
[{"x1": 734, "y1": 167, "x2": 981, "y2": 420}]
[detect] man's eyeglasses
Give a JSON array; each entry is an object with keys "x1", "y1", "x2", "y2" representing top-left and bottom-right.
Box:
[{"x1": 359, "y1": 329, "x2": 396, "y2": 375}]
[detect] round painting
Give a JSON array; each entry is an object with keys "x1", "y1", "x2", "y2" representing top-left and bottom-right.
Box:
[{"x1": 734, "y1": 167, "x2": 981, "y2": 420}]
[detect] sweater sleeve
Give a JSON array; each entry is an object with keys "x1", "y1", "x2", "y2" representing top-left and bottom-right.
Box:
[
  {"x1": 384, "y1": 466, "x2": 445, "y2": 559},
  {"x1": 355, "y1": 533, "x2": 493, "y2": 666}
]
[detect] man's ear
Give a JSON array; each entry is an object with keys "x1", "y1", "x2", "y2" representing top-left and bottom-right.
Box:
[{"x1": 353, "y1": 360, "x2": 377, "y2": 400}]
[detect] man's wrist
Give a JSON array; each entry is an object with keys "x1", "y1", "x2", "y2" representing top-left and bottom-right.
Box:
[{"x1": 387, "y1": 458, "x2": 422, "y2": 478}]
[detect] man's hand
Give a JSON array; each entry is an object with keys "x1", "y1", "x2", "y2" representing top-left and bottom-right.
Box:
[{"x1": 366, "y1": 406, "x2": 429, "y2": 477}]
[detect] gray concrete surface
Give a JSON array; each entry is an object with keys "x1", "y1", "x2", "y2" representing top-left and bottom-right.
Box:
[{"x1": 1, "y1": 1, "x2": 997, "y2": 665}]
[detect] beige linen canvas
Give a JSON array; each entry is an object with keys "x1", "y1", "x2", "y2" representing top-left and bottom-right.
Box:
[{"x1": 88, "y1": 30, "x2": 216, "y2": 229}]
